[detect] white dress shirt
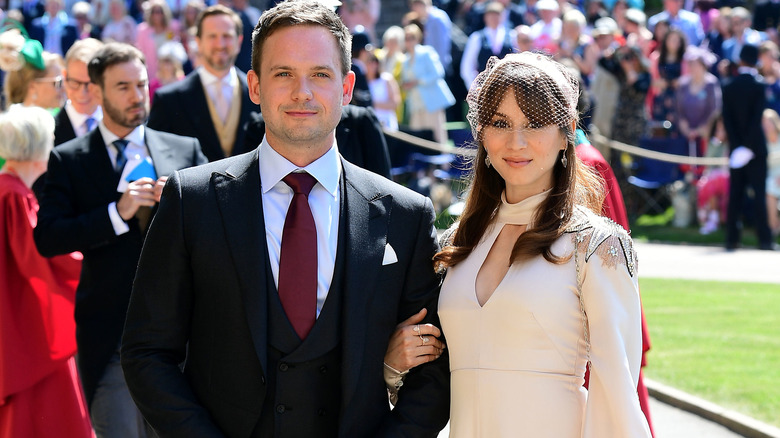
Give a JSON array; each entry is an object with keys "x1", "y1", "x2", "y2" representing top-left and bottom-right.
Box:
[
  {"x1": 64, "y1": 100, "x2": 103, "y2": 137},
  {"x1": 198, "y1": 66, "x2": 238, "y2": 123},
  {"x1": 259, "y1": 137, "x2": 341, "y2": 316},
  {"x1": 99, "y1": 122, "x2": 150, "y2": 236}
]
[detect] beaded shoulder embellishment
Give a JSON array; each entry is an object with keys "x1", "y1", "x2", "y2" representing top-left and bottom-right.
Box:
[{"x1": 566, "y1": 208, "x2": 638, "y2": 277}]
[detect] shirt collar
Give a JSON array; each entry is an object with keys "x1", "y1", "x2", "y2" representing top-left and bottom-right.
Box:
[
  {"x1": 98, "y1": 122, "x2": 145, "y2": 149},
  {"x1": 64, "y1": 100, "x2": 102, "y2": 127},
  {"x1": 258, "y1": 136, "x2": 341, "y2": 197},
  {"x1": 198, "y1": 66, "x2": 238, "y2": 88}
]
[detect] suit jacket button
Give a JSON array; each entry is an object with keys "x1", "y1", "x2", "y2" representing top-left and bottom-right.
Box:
[
  {"x1": 260, "y1": 376, "x2": 266, "y2": 385},
  {"x1": 319, "y1": 366, "x2": 327, "y2": 374},
  {"x1": 276, "y1": 404, "x2": 286, "y2": 414},
  {"x1": 279, "y1": 363, "x2": 289, "y2": 372},
  {"x1": 318, "y1": 408, "x2": 326, "y2": 416}
]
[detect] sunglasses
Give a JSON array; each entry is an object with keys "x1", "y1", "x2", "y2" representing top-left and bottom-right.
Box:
[{"x1": 35, "y1": 75, "x2": 63, "y2": 89}]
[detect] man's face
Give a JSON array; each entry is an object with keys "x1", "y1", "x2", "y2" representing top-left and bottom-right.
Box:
[
  {"x1": 196, "y1": 14, "x2": 242, "y2": 76},
  {"x1": 95, "y1": 59, "x2": 149, "y2": 131},
  {"x1": 663, "y1": 0, "x2": 681, "y2": 16},
  {"x1": 64, "y1": 60, "x2": 99, "y2": 115},
  {"x1": 247, "y1": 25, "x2": 354, "y2": 158}
]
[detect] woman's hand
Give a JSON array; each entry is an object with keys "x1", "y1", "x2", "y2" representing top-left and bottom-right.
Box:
[{"x1": 384, "y1": 308, "x2": 445, "y2": 373}]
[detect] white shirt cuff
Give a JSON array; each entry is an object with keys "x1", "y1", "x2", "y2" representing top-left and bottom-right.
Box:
[{"x1": 108, "y1": 202, "x2": 130, "y2": 235}]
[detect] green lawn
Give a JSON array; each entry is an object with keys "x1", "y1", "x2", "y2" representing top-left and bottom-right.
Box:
[{"x1": 640, "y1": 278, "x2": 780, "y2": 427}]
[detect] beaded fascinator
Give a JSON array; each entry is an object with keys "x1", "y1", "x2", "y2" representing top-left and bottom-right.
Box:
[
  {"x1": 466, "y1": 53, "x2": 580, "y2": 141},
  {"x1": 0, "y1": 21, "x2": 46, "y2": 72}
]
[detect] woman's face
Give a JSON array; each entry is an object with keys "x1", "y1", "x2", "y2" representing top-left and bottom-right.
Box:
[
  {"x1": 149, "y1": 6, "x2": 165, "y2": 27},
  {"x1": 31, "y1": 64, "x2": 64, "y2": 109},
  {"x1": 404, "y1": 31, "x2": 419, "y2": 52},
  {"x1": 665, "y1": 31, "x2": 682, "y2": 52},
  {"x1": 482, "y1": 90, "x2": 565, "y2": 203},
  {"x1": 686, "y1": 58, "x2": 705, "y2": 76},
  {"x1": 562, "y1": 20, "x2": 580, "y2": 39}
]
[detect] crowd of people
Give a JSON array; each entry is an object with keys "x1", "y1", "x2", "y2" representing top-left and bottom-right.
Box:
[{"x1": 0, "y1": 0, "x2": 776, "y2": 436}]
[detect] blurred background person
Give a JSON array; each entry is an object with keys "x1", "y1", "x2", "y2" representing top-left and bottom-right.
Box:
[
  {"x1": 149, "y1": 41, "x2": 186, "y2": 102},
  {"x1": 649, "y1": 28, "x2": 687, "y2": 135},
  {"x1": 408, "y1": 0, "x2": 452, "y2": 76},
  {"x1": 556, "y1": 9, "x2": 593, "y2": 76},
  {"x1": 54, "y1": 38, "x2": 104, "y2": 146},
  {"x1": 763, "y1": 108, "x2": 780, "y2": 238},
  {"x1": 1, "y1": 30, "x2": 64, "y2": 112},
  {"x1": 401, "y1": 23, "x2": 455, "y2": 144},
  {"x1": 515, "y1": 24, "x2": 534, "y2": 53},
  {"x1": 136, "y1": 0, "x2": 180, "y2": 83},
  {"x1": 759, "y1": 41, "x2": 780, "y2": 115},
  {"x1": 101, "y1": 0, "x2": 137, "y2": 45},
  {"x1": 365, "y1": 50, "x2": 400, "y2": 131},
  {"x1": 0, "y1": 105, "x2": 91, "y2": 438},
  {"x1": 530, "y1": 0, "x2": 562, "y2": 54},
  {"x1": 721, "y1": 7, "x2": 764, "y2": 63},
  {"x1": 71, "y1": 2, "x2": 101, "y2": 40},
  {"x1": 676, "y1": 46, "x2": 720, "y2": 160},
  {"x1": 377, "y1": 25, "x2": 406, "y2": 125},
  {"x1": 721, "y1": 44, "x2": 773, "y2": 250},
  {"x1": 648, "y1": 0, "x2": 704, "y2": 46},
  {"x1": 460, "y1": 2, "x2": 514, "y2": 90},
  {"x1": 28, "y1": 0, "x2": 77, "y2": 57}
]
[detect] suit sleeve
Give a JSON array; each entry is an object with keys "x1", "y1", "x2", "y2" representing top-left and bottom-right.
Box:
[
  {"x1": 34, "y1": 148, "x2": 122, "y2": 257},
  {"x1": 356, "y1": 108, "x2": 392, "y2": 179},
  {"x1": 121, "y1": 171, "x2": 225, "y2": 437},
  {"x1": 720, "y1": 82, "x2": 741, "y2": 148},
  {"x1": 378, "y1": 196, "x2": 451, "y2": 437}
]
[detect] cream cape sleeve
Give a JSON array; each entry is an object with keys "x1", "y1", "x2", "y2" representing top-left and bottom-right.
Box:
[{"x1": 573, "y1": 212, "x2": 652, "y2": 437}]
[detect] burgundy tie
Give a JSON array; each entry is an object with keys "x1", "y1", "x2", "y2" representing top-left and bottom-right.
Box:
[{"x1": 278, "y1": 172, "x2": 318, "y2": 339}]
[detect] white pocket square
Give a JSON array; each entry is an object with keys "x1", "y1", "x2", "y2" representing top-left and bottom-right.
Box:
[{"x1": 382, "y1": 243, "x2": 398, "y2": 266}]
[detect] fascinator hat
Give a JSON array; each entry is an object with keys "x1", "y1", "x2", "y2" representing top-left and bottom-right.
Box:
[
  {"x1": 0, "y1": 20, "x2": 46, "y2": 72},
  {"x1": 466, "y1": 53, "x2": 580, "y2": 140}
]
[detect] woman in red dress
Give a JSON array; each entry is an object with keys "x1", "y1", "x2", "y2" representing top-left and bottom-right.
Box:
[{"x1": 0, "y1": 106, "x2": 92, "y2": 437}]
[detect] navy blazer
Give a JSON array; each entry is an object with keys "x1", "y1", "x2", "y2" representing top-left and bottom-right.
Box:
[
  {"x1": 34, "y1": 127, "x2": 207, "y2": 407},
  {"x1": 147, "y1": 70, "x2": 257, "y2": 162},
  {"x1": 721, "y1": 72, "x2": 768, "y2": 158},
  {"x1": 122, "y1": 150, "x2": 450, "y2": 437}
]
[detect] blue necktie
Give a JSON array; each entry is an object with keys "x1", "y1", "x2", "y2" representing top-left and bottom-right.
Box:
[
  {"x1": 113, "y1": 139, "x2": 128, "y2": 173},
  {"x1": 85, "y1": 117, "x2": 96, "y2": 132}
]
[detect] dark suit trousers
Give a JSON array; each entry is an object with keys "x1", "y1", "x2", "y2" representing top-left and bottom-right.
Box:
[{"x1": 727, "y1": 156, "x2": 772, "y2": 247}]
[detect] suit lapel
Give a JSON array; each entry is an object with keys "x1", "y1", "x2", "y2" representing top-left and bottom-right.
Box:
[
  {"x1": 213, "y1": 151, "x2": 269, "y2": 371},
  {"x1": 182, "y1": 73, "x2": 223, "y2": 160},
  {"x1": 79, "y1": 130, "x2": 121, "y2": 199},
  {"x1": 145, "y1": 128, "x2": 175, "y2": 177},
  {"x1": 339, "y1": 161, "x2": 391, "y2": 405}
]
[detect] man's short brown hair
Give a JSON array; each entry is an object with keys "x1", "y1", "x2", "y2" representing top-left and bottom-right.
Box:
[{"x1": 251, "y1": 0, "x2": 352, "y2": 77}]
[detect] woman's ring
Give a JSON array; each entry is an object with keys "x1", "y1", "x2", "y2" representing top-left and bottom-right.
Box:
[{"x1": 413, "y1": 324, "x2": 420, "y2": 333}]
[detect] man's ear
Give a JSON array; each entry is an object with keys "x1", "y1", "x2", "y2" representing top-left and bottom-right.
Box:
[
  {"x1": 247, "y1": 69, "x2": 261, "y2": 105},
  {"x1": 342, "y1": 70, "x2": 356, "y2": 106}
]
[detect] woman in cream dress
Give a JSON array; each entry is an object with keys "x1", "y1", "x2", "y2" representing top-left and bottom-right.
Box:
[{"x1": 384, "y1": 53, "x2": 651, "y2": 437}]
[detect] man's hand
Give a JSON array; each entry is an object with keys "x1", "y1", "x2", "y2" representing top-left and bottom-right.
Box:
[
  {"x1": 117, "y1": 177, "x2": 157, "y2": 220},
  {"x1": 154, "y1": 176, "x2": 168, "y2": 203}
]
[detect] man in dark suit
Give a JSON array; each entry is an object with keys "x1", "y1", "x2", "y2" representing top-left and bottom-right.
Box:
[
  {"x1": 121, "y1": 2, "x2": 450, "y2": 437},
  {"x1": 54, "y1": 38, "x2": 104, "y2": 146},
  {"x1": 244, "y1": 105, "x2": 392, "y2": 179},
  {"x1": 721, "y1": 44, "x2": 773, "y2": 250},
  {"x1": 27, "y1": 0, "x2": 78, "y2": 57},
  {"x1": 147, "y1": 5, "x2": 255, "y2": 162},
  {"x1": 34, "y1": 43, "x2": 207, "y2": 438}
]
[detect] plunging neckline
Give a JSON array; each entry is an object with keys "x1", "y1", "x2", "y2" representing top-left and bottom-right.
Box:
[{"x1": 473, "y1": 190, "x2": 550, "y2": 308}]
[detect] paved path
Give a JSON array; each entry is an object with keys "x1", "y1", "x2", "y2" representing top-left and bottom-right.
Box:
[
  {"x1": 436, "y1": 242, "x2": 780, "y2": 437},
  {"x1": 635, "y1": 242, "x2": 780, "y2": 284}
]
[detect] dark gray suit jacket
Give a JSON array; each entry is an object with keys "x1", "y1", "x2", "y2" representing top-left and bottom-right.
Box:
[
  {"x1": 121, "y1": 149, "x2": 450, "y2": 437},
  {"x1": 34, "y1": 127, "x2": 207, "y2": 407}
]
